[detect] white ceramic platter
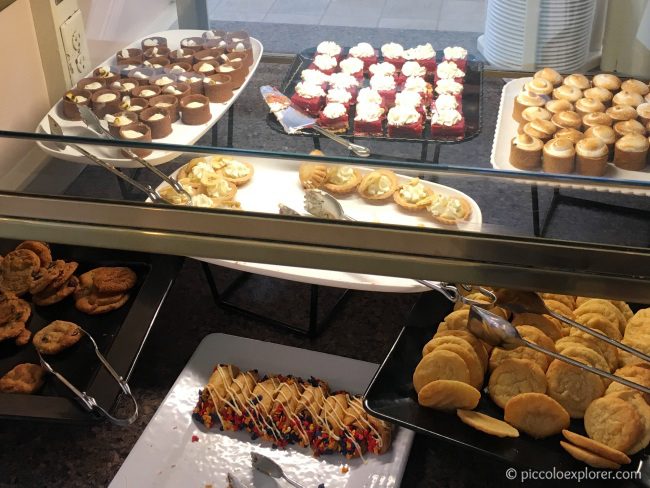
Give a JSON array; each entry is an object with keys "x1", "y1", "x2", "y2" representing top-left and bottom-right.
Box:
[
  {"x1": 36, "y1": 29, "x2": 263, "y2": 168},
  {"x1": 490, "y1": 77, "x2": 650, "y2": 195},
  {"x1": 109, "y1": 333, "x2": 415, "y2": 488},
  {"x1": 157, "y1": 155, "x2": 483, "y2": 292}
]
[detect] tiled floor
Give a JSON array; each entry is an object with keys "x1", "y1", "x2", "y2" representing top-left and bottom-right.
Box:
[{"x1": 208, "y1": 0, "x2": 487, "y2": 32}]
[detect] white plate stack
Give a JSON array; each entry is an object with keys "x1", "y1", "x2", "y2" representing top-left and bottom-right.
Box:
[{"x1": 481, "y1": 0, "x2": 597, "y2": 72}]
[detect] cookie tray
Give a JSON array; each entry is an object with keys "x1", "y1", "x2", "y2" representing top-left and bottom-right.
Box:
[
  {"x1": 0, "y1": 240, "x2": 183, "y2": 423},
  {"x1": 363, "y1": 291, "x2": 650, "y2": 483},
  {"x1": 267, "y1": 48, "x2": 483, "y2": 145}
]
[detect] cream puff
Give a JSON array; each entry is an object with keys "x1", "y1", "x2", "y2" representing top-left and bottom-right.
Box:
[
  {"x1": 614, "y1": 133, "x2": 649, "y2": 171},
  {"x1": 575, "y1": 137, "x2": 609, "y2": 176},
  {"x1": 509, "y1": 134, "x2": 543, "y2": 170},
  {"x1": 543, "y1": 138, "x2": 575, "y2": 174},
  {"x1": 534, "y1": 67, "x2": 563, "y2": 87},
  {"x1": 358, "y1": 170, "x2": 398, "y2": 201},
  {"x1": 393, "y1": 178, "x2": 433, "y2": 211}
]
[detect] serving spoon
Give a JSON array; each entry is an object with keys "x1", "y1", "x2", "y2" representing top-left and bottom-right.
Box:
[
  {"x1": 468, "y1": 305, "x2": 650, "y2": 395},
  {"x1": 251, "y1": 452, "x2": 306, "y2": 488}
]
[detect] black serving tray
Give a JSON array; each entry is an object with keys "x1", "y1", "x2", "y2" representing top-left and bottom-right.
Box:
[
  {"x1": 364, "y1": 291, "x2": 650, "y2": 485},
  {"x1": 267, "y1": 48, "x2": 483, "y2": 145},
  {"x1": 0, "y1": 240, "x2": 183, "y2": 423}
]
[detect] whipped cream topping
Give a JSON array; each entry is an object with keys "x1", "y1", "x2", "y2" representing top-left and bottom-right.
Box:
[
  {"x1": 191, "y1": 162, "x2": 215, "y2": 180},
  {"x1": 399, "y1": 179, "x2": 428, "y2": 203},
  {"x1": 354, "y1": 102, "x2": 383, "y2": 122},
  {"x1": 234, "y1": 42, "x2": 246, "y2": 52},
  {"x1": 313, "y1": 54, "x2": 337, "y2": 71},
  {"x1": 173, "y1": 49, "x2": 192, "y2": 58},
  {"x1": 544, "y1": 138, "x2": 575, "y2": 157},
  {"x1": 434, "y1": 78, "x2": 462, "y2": 95},
  {"x1": 199, "y1": 55, "x2": 215, "y2": 60},
  {"x1": 133, "y1": 71, "x2": 149, "y2": 79},
  {"x1": 149, "y1": 47, "x2": 160, "y2": 55},
  {"x1": 443, "y1": 46, "x2": 467, "y2": 60},
  {"x1": 404, "y1": 43, "x2": 435, "y2": 60},
  {"x1": 223, "y1": 159, "x2": 250, "y2": 178},
  {"x1": 369, "y1": 62, "x2": 396, "y2": 77},
  {"x1": 404, "y1": 76, "x2": 429, "y2": 93},
  {"x1": 218, "y1": 65, "x2": 235, "y2": 73},
  {"x1": 365, "y1": 173, "x2": 392, "y2": 196},
  {"x1": 329, "y1": 72, "x2": 359, "y2": 89},
  {"x1": 329, "y1": 166, "x2": 355, "y2": 185},
  {"x1": 139, "y1": 89, "x2": 157, "y2": 97},
  {"x1": 431, "y1": 108, "x2": 461, "y2": 126},
  {"x1": 428, "y1": 193, "x2": 465, "y2": 220},
  {"x1": 110, "y1": 115, "x2": 132, "y2": 126},
  {"x1": 84, "y1": 82, "x2": 103, "y2": 90},
  {"x1": 317, "y1": 41, "x2": 342, "y2": 57},
  {"x1": 295, "y1": 81, "x2": 325, "y2": 98},
  {"x1": 164, "y1": 86, "x2": 183, "y2": 95},
  {"x1": 381, "y1": 42, "x2": 404, "y2": 59},
  {"x1": 126, "y1": 104, "x2": 143, "y2": 112},
  {"x1": 387, "y1": 105, "x2": 420, "y2": 126},
  {"x1": 326, "y1": 88, "x2": 352, "y2": 104},
  {"x1": 169, "y1": 65, "x2": 186, "y2": 73},
  {"x1": 322, "y1": 102, "x2": 346, "y2": 119},
  {"x1": 436, "y1": 61, "x2": 464, "y2": 79},
  {"x1": 112, "y1": 81, "x2": 135, "y2": 92},
  {"x1": 357, "y1": 87, "x2": 383, "y2": 105},
  {"x1": 206, "y1": 178, "x2": 232, "y2": 198},
  {"x1": 120, "y1": 49, "x2": 130, "y2": 59},
  {"x1": 96, "y1": 93, "x2": 117, "y2": 103},
  {"x1": 513, "y1": 133, "x2": 543, "y2": 150},
  {"x1": 339, "y1": 57, "x2": 364, "y2": 74},
  {"x1": 395, "y1": 90, "x2": 422, "y2": 107},
  {"x1": 183, "y1": 39, "x2": 199, "y2": 47},
  {"x1": 576, "y1": 137, "x2": 607, "y2": 158},
  {"x1": 143, "y1": 38, "x2": 159, "y2": 47},
  {"x1": 401, "y1": 61, "x2": 426, "y2": 78},
  {"x1": 147, "y1": 112, "x2": 166, "y2": 121},
  {"x1": 301, "y1": 69, "x2": 330, "y2": 85},
  {"x1": 197, "y1": 63, "x2": 215, "y2": 72},
  {"x1": 434, "y1": 93, "x2": 458, "y2": 111},
  {"x1": 155, "y1": 76, "x2": 174, "y2": 86},
  {"x1": 186, "y1": 101, "x2": 205, "y2": 108},
  {"x1": 616, "y1": 133, "x2": 649, "y2": 151},
  {"x1": 121, "y1": 129, "x2": 143, "y2": 139},
  {"x1": 191, "y1": 194, "x2": 214, "y2": 208},
  {"x1": 370, "y1": 74, "x2": 396, "y2": 91},
  {"x1": 349, "y1": 42, "x2": 375, "y2": 58}
]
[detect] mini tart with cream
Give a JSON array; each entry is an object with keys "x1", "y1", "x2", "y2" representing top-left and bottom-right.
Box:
[
  {"x1": 426, "y1": 192, "x2": 471, "y2": 225},
  {"x1": 200, "y1": 172, "x2": 238, "y2": 202},
  {"x1": 534, "y1": 67, "x2": 563, "y2": 86},
  {"x1": 542, "y1": 137, "x2": 575, "y2": 174},
  {"x1": 393, "y1": 178, "x2": 432, "y2": 211},
  {"x1": 357, "y1": 169, "x2": 398, "y2": 201},
  {"x1": 178, "y1": 156, "x2": 227, "y2": 180},
  {"x1": 323, "y1": 165, "x2": 363, "y2": 194},
  {"x1": 219, "y1": 158, "x2": 254, "y2": 185},
  {"x1": 509, "y1": 133, "x2": 543, "y2": 170},
  {"x1": 575, "y1": 137, "x2": 609, "y2": 177}
]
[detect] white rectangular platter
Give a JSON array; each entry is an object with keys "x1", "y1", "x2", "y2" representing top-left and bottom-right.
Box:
[
  {"x1": 491, "y1": 77, "x2": 650, "y2": 195},
  {"x1": 110, "y1": 333, "x2": 415, "y2": 488},
  {"x1": 160, "y1": 155, "x2": 483, "y2": 292},
  {"x1": 36, "y1": 29, "x2": 263, "y2": 168}
]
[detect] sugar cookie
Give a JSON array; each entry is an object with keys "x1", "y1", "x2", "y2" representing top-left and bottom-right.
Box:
[{"x1": 504, "y1": 393, "x2": 570, "y2": 438}]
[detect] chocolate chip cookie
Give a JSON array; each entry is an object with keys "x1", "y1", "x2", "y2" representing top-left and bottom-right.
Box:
[
  {"x1": 0, "y1": 363, "x2": 46, "y2": 394},
  {"x1": 0, "y1": 249, "x2": 40, "y2": 296},
  {"x1": 16, "y1": 241, "x2": 52, "y2": 267},
  {"x1": 33, "y1": 320, "x2": 82, "y2": 355},
  {"x1": 32, "y1": 275, "x2": 79, "y2": 307}
]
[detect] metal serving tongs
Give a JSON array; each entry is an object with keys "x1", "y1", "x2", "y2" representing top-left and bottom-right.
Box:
[
  {"x1": 77, "y1": 106, "x2": 193, "y2": 202},
  {"x1": 47, "y1": 115, "x2": 165, "y2": 203},
  {"x1": 468, "y1": 304, "x2": 650, "y2": 395},
  {"x1": 36, "y1": 326, "x2": 139, "y2": 425},
  {"x1": 303, "y1": 188, "x2": 497, "y2": 307}
]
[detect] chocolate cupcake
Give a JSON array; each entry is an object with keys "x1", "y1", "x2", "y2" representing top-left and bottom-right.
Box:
[
  {"x1": 140, "y1": 106, "x2": 172, "y2": 139},
  {"x1": 621, "y1": 79, "x2": 650, "y2": 96},
  {"x1": 575, "y1": 98, "x2": 605, "y2": 118},
  {"x1": 150, "y1": 94, "x2": 180, "y2": 122},
  {"x1": 177, "y1": 74, "x2": 204, "y2": 95},
  {"x1": 614, "y1": 119, "x2": 646, "y2": 138},
  {"x1": 203, "y1": 74, "x2": 233, "y2": 103},
  {"x1": 164, "y1": 62, "x2": 193, "y2": 76},
  {"x1": 161, "y1": 82, "x2": 191, "y2": 101},
  {"x1": 131, "y1": 84, "x2": 161, "y2": 100},
  {"x1": 116, "y1": 47, "x2": 143, "y2": 65},
  {"x1": 193, "y1": 48, "x2": 223, "y2": 62},
  {"x1": 563, "y1": 74, "x2": 591, "y2": 91},
  {"x1": 523, "y1": 119, "x2": 556, "y2": 141},
  {"x1": 105, "y1": 111, "x2": 138, "y2": 137},
  {"x1": 551, "y1": 110, "x2": 582, "y2": 131},
  {"x1": 545, "y1": 99, "x2": 574, "y2": 116},
  {"x1": 217, "y1": 60, "x2": 246, "y2": 89},
  {"x1": 585, "y1": 125, "x2": 616, "y2": 159},
  {"x1": 169, "y1": 48, "x2": 195, "y2": 64},
  {"x1": 61, "y1": 89, "x2": 91, "y2": 120},
  {"x1": 180, "y1": 37, "x2": 203, "y2": 52},
  {"x1": 180, "y1": 94, "x2": 211, "y2": 125},
  {"x1": 612, "y1": 90, "x2": 644, "y2": 108},
  {"x1": 614, "y1": 133, "x2": 649, "y2": 171},
  {"x1": 119, "y1": 96, "x2": 149, "y2": 115},
  {"x1": 193, "y1": 60, "x2": 220, "y2": 76},
  {"x1": 575, "y1": 137, "x2": 609, "y2": 176},
  {"x1": 141, "y1": 36, "x2": 167, "y2": 49},
  {"x1": 128, "y1": 67, "x2": 155, "y2": 85},
  {"x1": 592, "y1": 73, "x2": 621, "y2": 91},
  {"x1": 143, "y1": 56, "x2": 170, "y2": 72},
  {"x1": 90, "y1": 88, "x2": 121, "y2": 117},
  {"x1": 554, "y1": 128, "x2": 584, "y2": 145},
  {"x1": 582, "y1": 112, "x2": 613, "y2": 129},
  {"x1": 93, "y1": 66, "x2": 120, "y2": 85},
  {"x1": 583, "y1": 87, "x2": 613, "y2": 106},
  {"x1": 543, "y1": 137, "x2": 575, "y2": 174},
  {"x1": 226, "y1": 41, "x2": 253, "y2": 67},
  {"x1": 144, "y1": 46, "x2": 170, "y2": 60},
  {"x1": 109, "y1": 77, "x2": 139, "y2": 97},
  {"x1": 150, "y1": 74, "x2": 177, "y2": 88},
  {"x1": 119, "y1": 122, "x2": 152, "y2": 157},
  {"x1": 77, "y1": 77, "x2": 105, "y2": 94},
  {"x1": 606, "y1": 104, "x2": 638, "y2": 122},
  {"x1": 509, "y1": 134, "x2": 543, "y2": 170}
]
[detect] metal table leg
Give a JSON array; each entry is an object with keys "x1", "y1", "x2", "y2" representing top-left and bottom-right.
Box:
[{"x1": 227, "y1": 105, "x2": 234, "y2": 148}]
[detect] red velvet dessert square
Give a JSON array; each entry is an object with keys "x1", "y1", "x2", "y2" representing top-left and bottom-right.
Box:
[
  {"x1": 356, "y1": 55, "x2": 378, "y2": 71},
  {"x1": 354, "y1": 117, "x2": 384, "y2": 136},
  {"x1": 418, "y1": 58, "x2": 437, "y2": 74},
  {"x1": 434, "y1": 74, "x2": 466, "y2": 86},
  {"x1": 290, "y1": 93, "x2": 324, "y2": 115},
  {"x1": 388, "y1": 119, "x2": 424, "y2": 138},
  {"x1": 430, "y1": 118, "x2": 465, "y2": 138},
  {"x1": 307, "y1": 62, "x2": 337, "y2": 76},
  {"x1": 444, "y1": 57, "x2": 467, "y2": 71},
  {"x1": 378, "y1": 89, "x2": 397, "y2": 108},
  {"x1": 431, "y1": 99, "x2": 463, "y2": 114},
  {"x1": 384, "y1": 56, "x2": 406, "y2": 71},
  {"x1": 317, "y1": 112, "x2": 349, "y2": 133}
]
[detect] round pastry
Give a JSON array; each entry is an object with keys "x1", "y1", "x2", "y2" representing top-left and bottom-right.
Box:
[
  {"x1": 143, "y1": 56, "x2": 170, "y2": 72},
  {"x1": 219, "y1": 158, "x2": 254, "y2": 185},
  {"x1": 118, "y1": 122, "x2": 152, "y2": 157},
  {"x1": 109, "y1": 77, "x2": 139, "y2": 97},
  {"x1": 33, "y1": 321, "x2": 82, "y2": 355},
  {"x1": 426, "y1": 193, "x2": 472, "y2": 225},
  {"x1": 547, "y1": 358, "x2": 605, "y2": 418},
  {"x1": 105, "y1": 111, "x2": 138, "y2": 137},
  {"x1": 116, "y1": 47, "x2": 143, "y2": 65},
  {"x1": 180, "y1": 94, "x2": 211, "y2": 125},
  {"x1": 217, "y1": 60, "x2": 246, "y2": 89},
  {"x1": 131, "y1": 84, "x2": 161, "y2": 100},
  {"x1": 583, "y1": 86, "x2": 613, "y2": 105},
  {"x1": 637, "y1": 102, "x2": 650, "y2": 125},
  {"x1": 323, "y1": 165, "x2": 362, "y2": 193},
  {"x1": 128, "y1": 67, "x2": 155, "y2": 84},
  {"x1": 534, "y1": 67, "x2": 563, "y2": 86},
  {"x1": 488, "y1": 358, "x2": 547, "y2": 409},
  {"x1": 576, "y1": 137, "x2": 609, "y2": 176},
  {"x1": 90, "y1": 88, "x2": 121, "y2": 118},
  {"x1": 525, "y1": 78, "x2": 554, "y2": 96},
  {"x1": 143, "y1": 46, "x2": 170, "y2": 60},
  {"x1": 203, "y1": 73, "x2": 233, "y2": 103},
  {"x1": 612, "y1": 90, "x2": 644, "y2": 108},
  {"x1": 393, "y1": 178, "x2": 432, "y2": 211},
  {"x1": 140, "y1": 106, "x2": 172, "y2": 139},
  {"x1": 194, "y1": 48, "x2": 222, "y2": 62},
  {"x1": 93, "y1": 66, "x2": 120, "y2": 85},
  {"x1": 563, "y1": 74, "x2": 591, "y2": 90},
  {"x1": 76, "y1": 77, "x2": 105, "y2": 94},
  {"x1": 585, "y1": 396, "x2": 643, "y2": 454},
  {"x1": 358, "y1": 169, "x2": 398, "y2": 201},
  {"x1": 553, "y1": 85, "x2": 583, "y2": 103},
  {"x1": 503, "y1": 392, "x2": 570, "y2": 438},
  {"x1": 554, "y1": 128, "x2": 584, "y2": 144},
  {"x1": 169, "y1": 48, "x2": 195, "y2": 64},
  {"x1": 141, "y1": 36, "x2": 167, "y2": 49},
  {"x1": 614, "y1": 133, "x2": 649, "y2": 171},
  {"x1": 513, "y1": 91, "x2": 545, "y2": 123},
  {"x1": 582, "y1": 112, "x2": 613, "y2": 129},
  {"x1": 592, "y1": 73, "x2": 622, "y2": 91},
  {"x1": 61, "y1": 89, "x2": 91, "y2": 120},
  {"x1": 614, "y1": 119, "x2": 646, "y2": 138},
  {"x1": 551, "y1": 110, "x2": 582, "y2": 130},
  {"x1": 523, "y1": 119, "x2": 556, "y2": 141},
  {"x1": 119, "y1": 96, "x2": 149, "y2": 115},
  {"x1": 193, "y1": 60, "x2": 219, "y2": 76},
  {"x1": 545, "y1": 99, "x2": 573, "y2": 115},
  {"x1": 575, "y1": 98, "x2": 605, "y2": 118},
  {"x1": 150, "y1": 74, "x2": 177, "y2": 88},
  {"x1": 607, "y1": 104, "x2": 638, "y2": 122},
  {"x1": 543, "y1": 137, "x2": 575, "y2": 174},
  {"x1": 621, "y1": 79, "x2": 650, "y2": 96},
  {"x1": 509, "y1": 134, "x2": 543, "y2": 170},
  {"x1": 164, "y1": 62, "x2": 193, "y2": 76},
  {"x1": 585, "y1": 125, "x2": 616, "y2": 157}
]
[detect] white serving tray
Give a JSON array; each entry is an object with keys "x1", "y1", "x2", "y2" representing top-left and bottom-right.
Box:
[
  {"x1": 109, "y1": 333, "x2": 415, "y2": 488},
  {"x1": 160, "y1": 155, "x2": 483, "y2": 292},
  {"x1": 36, "y1": 29, "x2": 263, "y2": 168},
  {"x1": 490, "y1": 77, "x2": 650, "y2": 195}
]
